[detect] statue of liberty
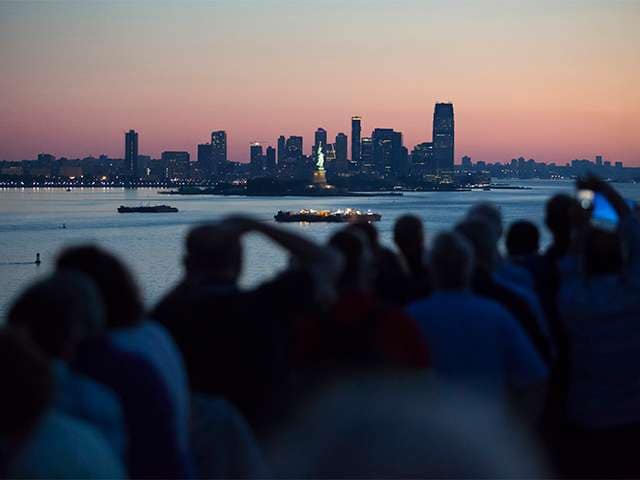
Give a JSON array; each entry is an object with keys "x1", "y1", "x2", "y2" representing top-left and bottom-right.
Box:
[
  {"x1": 316, "y1": 143, "x2": 325, "y2": 172},
  {"x1": 312, "y1": 143, "x2": 327, "y2": 186}
]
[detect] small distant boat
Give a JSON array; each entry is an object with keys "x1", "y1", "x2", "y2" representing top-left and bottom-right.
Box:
[
  {"x1": 274, "y1": 208, "x2": 381, "y2": 223},
  {"x1": 66, "y1": 188, "x2": 72, "y2": 192},
  {"x1": 118, "y1": 205, "x2": 179, "y2": 213}
]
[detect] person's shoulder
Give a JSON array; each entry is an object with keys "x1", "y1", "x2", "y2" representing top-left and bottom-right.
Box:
[
  {"x1": 408, "y1": 291, "x2": 472, "y2": 317},
  {"x1": 250, "y1": 268, "x2": 315, "y2": 305},
  {"x1": 11, "y1": 410, "x2": 125, "y2": 478},
  {"x1": 66, "y1": 366, "x2": 120, "y2": 403},
  {"x1": 76, "y1": 335, "x2": 159, "y2": 380},
  {"x1": 406, "y1": 295, "x2": 438, "y2": 317},
  {"x1": 133, "y1": 319, "x2": 175, "y2": 343},
  {"x1": 150, "y1": 281, "x2": 199, "y2": 319},
  {"x1": 260, "y1": 267, "x2": 313, "y2": 289},
  {"x1": 466, "y1": 293, "x2": 516, "y2": 321},
  {"x1": 42, "y1": 409, "x2": 108, "y2": 444}
]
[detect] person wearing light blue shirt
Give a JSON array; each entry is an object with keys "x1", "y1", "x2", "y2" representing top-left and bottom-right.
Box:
[
  {"x1": 52, "y1": 360, "x2": 125, "y2": 458},
  {"x1": 7, "y1": 272, "x2": 126, "y2": 461},
  {"x1": 111, "y1": 320, "x2": 190, "y2": 457},
  {"x1": 406, "y1": 231, "x2": 548, "y2": 415},
  {"x1": 9, "y1": 410, "x2": 125, "y2": 479}
]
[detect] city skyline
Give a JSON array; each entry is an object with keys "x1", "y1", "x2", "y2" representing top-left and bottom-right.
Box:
[
  {"x1": 2, "y1": 111, "x2": 628, "y2": 168},
  {"x1": 1, "y1": 1, "x2": 639, "y2": 165}
]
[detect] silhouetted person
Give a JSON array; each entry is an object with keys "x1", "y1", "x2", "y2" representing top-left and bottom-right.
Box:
[
  {"x1": 7, "y1": 272, "x2": 126, "y2": 457},
  {"x1": 467, "y1": 202, "x2": 547, "y2": 337},
  {"x1": 393, "y1": 214, "x2": 432, "y2": 301},
  {"x1": 0, "y1": 328, "x2": 124, "y2": 478},
  {"x1": 351, "y1": 221, "x2": 410, "y2": 305},
  {"x1": 506, "y1": 220, "x2": 540, "y2": 259},
  {"x1": 56, "y1": 245, "x2": 192, "y2": 475},
  {"x1": 151, "y1": 215, "x2": 341, "y2": 434},
  {"x1": 545, "y1": 194, "x2": 576, "y2": 261},
  {"x1": 468, "y1": 202, "x2": 534, "y2": 290},
  {"x1": 535, "y1": 195, "x2": 579, "y2": 443},
  {"x1": 56, "y1": 247, "x2": 191, "y2": 478},
  {"x1": 531, "y1": 195, "x2": 578, "y2": 327},
  {"x1": 406, "y1": 232, "x2": 548, "y2": 418},
  {"x1": 555, "y1": 176, "x2": 640, "y2": 477},
  {"x1": 455, "y1": 219, "x2": 551, "y2": 364},
  {"x1": 293, "y1": 228, "x2": 428, "y2": 387},
  {"x1": 34, "y1": 253, "x2": 41, "y2": 265}
]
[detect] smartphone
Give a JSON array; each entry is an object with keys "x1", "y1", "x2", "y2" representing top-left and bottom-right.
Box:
[{"x1": 577, "y1": 189, "x2": 619, "y2": 231}]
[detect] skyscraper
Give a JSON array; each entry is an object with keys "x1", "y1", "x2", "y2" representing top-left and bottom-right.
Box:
[
  {"x1": 411, "y1": 142, "x2": 434, "y2": 174},
  {"x1": 372, "y1": 128, "x2": 403, "y2": 176},
  {"x1": 277, "y1": 135, "x2": 286, "y2": 163},
  {"x1": 265, "y1": 146, "x2": 276, "y2": 175},
  {"x1": 285, "y1": 136, "x2": 303, "y2": 160},
  {"x1": 314, "y1": 128, "x2": 327, "y2": 149},
  {"x1": 398, "y1": 146, "x2": 409, "y2": 178},
  {"x1": 211, "y1": 130, "x2": 227, "y2": 176},
  {"x1": 162, "y1": 151, "x2": 190, "y2": 179},
  {"x1": 360, "y1": 137, "x2": 374, "y2": 173},
  {"x1": 335, "y1": 132, "x2": 348, "y2": 172},
  {"x1": 197, "y1": 143, "x2": 213, "y2": 177},
  {"x1": 124, "y1": 129, "x2": 139, "y2": 177},
  {"x1": 250, "y1": 143, "x2": 263, "y2": 177},
  {"x1": 432, "y1": 103, "x2": 454, "y2": 172},
  {"x1": 351, "y1": 116, "x2": 361, "y2": 164}
]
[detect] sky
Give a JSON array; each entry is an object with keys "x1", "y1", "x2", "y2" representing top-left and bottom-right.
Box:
[{"x1": 0, "y1": 0, "x2": 639, "y2": 165}]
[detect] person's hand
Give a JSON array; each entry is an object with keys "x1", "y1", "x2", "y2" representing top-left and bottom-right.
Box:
[{"x1": 576, "y1": 173, "x2": 630, "y2": 217}]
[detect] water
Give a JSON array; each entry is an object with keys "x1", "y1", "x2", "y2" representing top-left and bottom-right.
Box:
[{"x1": 2, "y1": 180, "x2": 639, "y2": 318}]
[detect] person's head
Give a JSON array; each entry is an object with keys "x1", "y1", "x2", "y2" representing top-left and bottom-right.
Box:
[
  {"x1": 506, "y1": 220, "x2": 540, "y2": 258},
  {"x1": 7, "y1": 272, "x2": 105, "y2": 360},
  {"x1": 455, "y1": 218, "x2": 499, "y2": 272},
  {"x1": 349, "y1": 221, "x2": 380, "y2": 250},
  {"x1": 467, "y1": 202, "x2": 503, "y2": 239},
  {"x1": 0, "y1": 329, "x2": 53, "y2": 440},
  {"x1": 393, "y1": 215, "x2": 425, "y2": 260},
  {"x1": 428, "y1": 231, "x2": 474, "y2": 291},
  {"x1": 545, "y1": 194, "x2": 577, "y2": 249},
  {"x1": 328, "y1": 228, "x2": 375, "y2": 292},
  {"x1": 183, "y1": 223, "x2": 243, "y2": 284},
  {"x1": 56, "y1": 246, "x2": 142, "y2": 329}
]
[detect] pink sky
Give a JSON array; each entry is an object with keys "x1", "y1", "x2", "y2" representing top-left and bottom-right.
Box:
[{"x1": 1, "y1": 1, "x2": 638, "y2": 165}]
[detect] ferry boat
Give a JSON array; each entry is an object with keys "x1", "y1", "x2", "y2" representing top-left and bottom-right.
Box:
[
  {"x1": 274, "y1": 208, "x2": 381, "y2": 223},
  {"x1": 117, "y1": 205, "x2": 179, "y2": 213}
]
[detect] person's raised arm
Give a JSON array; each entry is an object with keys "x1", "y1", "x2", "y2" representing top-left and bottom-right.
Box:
[
  {"x1": 221, "y1": 215, "x2": 342, "y2": 277},
  {"x1": 577, "y1": 174, "x2": 631, "y2": 218}
]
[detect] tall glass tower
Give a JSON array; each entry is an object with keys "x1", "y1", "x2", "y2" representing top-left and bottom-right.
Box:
[
  {"x1": 277, "y1": 135, "x2": 286, "y2": 163},
  {"x1": 432, "y1": 103, "x2": 454, "y2": 172},
  {"x1": 211, "y1": 130, "x2": 227, "y2": 176},
  {"x1": 314, "y1": 128, "x2": 327, "y2": 149},
  {"x1": 351, "y1": 116, "x2": 361, "y2": 164},
  {"x1": 124, "y1": 129, "x2": 139, "y2": 177}
]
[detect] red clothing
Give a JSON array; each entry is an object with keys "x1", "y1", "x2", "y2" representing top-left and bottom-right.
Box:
[{"x1": 294, "y1": 290, "x2": 429, "y2": 370}]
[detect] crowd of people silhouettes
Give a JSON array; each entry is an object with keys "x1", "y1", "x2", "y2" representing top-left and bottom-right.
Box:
[{"x1": 1, "y1": 175, "x2": 639, "y2": 478}]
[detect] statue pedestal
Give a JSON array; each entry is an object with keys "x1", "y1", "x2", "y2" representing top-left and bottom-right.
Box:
[{"x1": 313, "y1": 169, "x2": 327, "y2": 186}]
